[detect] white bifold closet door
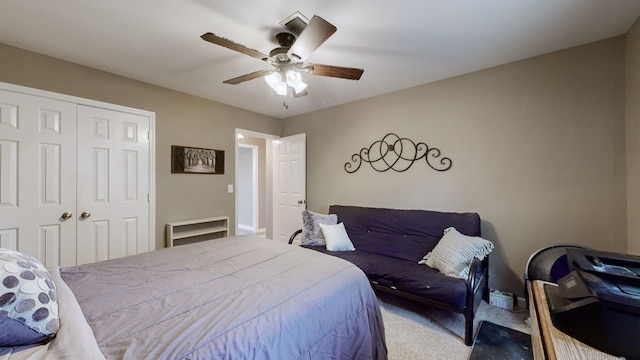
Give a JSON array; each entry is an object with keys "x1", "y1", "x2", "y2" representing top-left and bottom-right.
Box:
[
  {"x1": 0, "y1": 90, "x2": 78, "y2": 267},
  {"x1": 0, "y1": 89, "x2": 151, "y2": 267},
  {"x1": 76, "y1": 105, "x2": 150, "y2": 265}
]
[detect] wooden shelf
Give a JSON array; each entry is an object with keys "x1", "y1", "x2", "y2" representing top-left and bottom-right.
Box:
[{"x1": 166, "y1": 216, "x2": 229, "y2": 247}]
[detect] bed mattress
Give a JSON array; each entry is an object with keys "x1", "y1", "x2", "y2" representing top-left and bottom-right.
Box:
[{"x1": 59, "y1": 235, "x2": 387, "y2": 359}]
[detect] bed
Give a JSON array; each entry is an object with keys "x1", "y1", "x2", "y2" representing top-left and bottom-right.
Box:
[{"x1": 0, "y1": 235, "x2": 387, "y2": 359}]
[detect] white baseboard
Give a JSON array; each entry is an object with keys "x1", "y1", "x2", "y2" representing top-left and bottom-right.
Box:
[{"x1": 238, "y1": 224, "x2": 254, "y2": 231}]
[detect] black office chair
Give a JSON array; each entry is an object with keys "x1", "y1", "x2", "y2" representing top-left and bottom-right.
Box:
[{"x1": 523, "y1": 243, "x2": 591, "y2": 309}]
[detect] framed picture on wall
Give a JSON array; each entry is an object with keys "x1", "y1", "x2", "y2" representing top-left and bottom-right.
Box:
[{"x1": 171, "y1": 145, "x2": 225, "y2": 174}]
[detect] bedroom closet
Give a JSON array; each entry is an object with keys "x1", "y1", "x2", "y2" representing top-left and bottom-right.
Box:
[{"x1": 0, "y1": 83, "x2": 155, "y2": 267}]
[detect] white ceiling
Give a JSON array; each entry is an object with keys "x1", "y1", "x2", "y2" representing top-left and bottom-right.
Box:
[{"x1": 1, "y1": 1, "x2": 639, "y2": 119}]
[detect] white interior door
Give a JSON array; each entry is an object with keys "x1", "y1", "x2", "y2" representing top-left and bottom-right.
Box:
[
  {"x1": 274, "y1": 133, "x2": 306, "y2": 242},
  {"x1": 76, "y1": 105, "x2": 151, "y2": 265},
  {"x1": 0, "y1": 90, "x2": 77, "y2": 267}
]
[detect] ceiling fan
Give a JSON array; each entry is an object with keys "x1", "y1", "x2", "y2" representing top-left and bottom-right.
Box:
[{"x1": 200, "y1": 14, "x2": 364, "y2": 97}]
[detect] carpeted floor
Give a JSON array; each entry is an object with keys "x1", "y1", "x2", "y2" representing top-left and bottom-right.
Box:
[{"x1": 377, "y1": 292, "x2": 531, "y2": 359}]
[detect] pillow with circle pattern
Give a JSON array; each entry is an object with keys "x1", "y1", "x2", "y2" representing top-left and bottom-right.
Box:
[{"x1": 0, "y1": 248, "x2": 60, "y2": 346}]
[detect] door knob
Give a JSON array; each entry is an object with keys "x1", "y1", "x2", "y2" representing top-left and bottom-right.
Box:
[
  {"x1": 80, "y1": 211, "x2": 91, "y2": 219},
  {"x1": 61, "y1": 212, "x2": 73, "y2": 220}
]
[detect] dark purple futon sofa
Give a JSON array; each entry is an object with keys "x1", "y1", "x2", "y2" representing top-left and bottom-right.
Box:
[{"x1": 289, "y1": 205, "x2": 489, "y2": 345}]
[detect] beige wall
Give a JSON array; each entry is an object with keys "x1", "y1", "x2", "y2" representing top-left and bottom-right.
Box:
[
  {"x1": 627, "y1": 18, "x2": 640, "y2": 255},
  {"x1": 0, "y1": 43, "x2": 282, "y2": 249},
  {"x1": 281, "y1": 37, "x2": 627, "y2": 296}
]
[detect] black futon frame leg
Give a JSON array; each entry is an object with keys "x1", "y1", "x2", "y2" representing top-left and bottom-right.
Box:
[
  {"x1": 464, "y1": 308, "x2": 474, "y2": 346},
  {"x1": 464, "y1": 257, "x2": 489, "y2": 345}
]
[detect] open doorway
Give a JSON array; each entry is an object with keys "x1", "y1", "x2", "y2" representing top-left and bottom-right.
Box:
[
  {"x1": 235, "y1": 129, "x2": 277, "y2": 238},
  {"x1": 237, "y1": 144, "x2": 258, "y2": 233}
]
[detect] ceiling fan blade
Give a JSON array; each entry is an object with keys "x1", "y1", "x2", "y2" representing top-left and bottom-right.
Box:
[
  {"x1": 201, "y1": 32, "x2": 270, "y2": 61},
  {"x1": 287, "y1": 16, "x2": 336, "y2": 62},
  {"x1": 223, "y1": 69, "x2": 273, "y2": 85},
  {"x1": 307, "y1": 64, "x2": 364, "y2": 80}
]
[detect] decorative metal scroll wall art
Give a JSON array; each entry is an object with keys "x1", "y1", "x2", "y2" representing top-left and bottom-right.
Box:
[{"x1": 344, "y1": 133, "x2": 452, "y2": 173}]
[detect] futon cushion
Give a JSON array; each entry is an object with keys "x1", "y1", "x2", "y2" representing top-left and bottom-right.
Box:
[
  {"x1": 303, "y1": 246, "x2": 469, "y2": 307},
  {"x1": 0, "y1": 248, "x2": 59, "y2": 346},
  {"x1": 329, "y1": 205, "x2": 481, "y2": 263}
]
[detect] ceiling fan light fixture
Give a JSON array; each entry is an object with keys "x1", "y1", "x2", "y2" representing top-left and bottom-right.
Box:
[
  {"x1": 292, "y1": 82, "x2": 308, "y2": 95},
  {"x1": 264, "y1": 72, "x2": 287, "y2": 95},
  {"x1": 285, "y1": 70, "x2": 307, "y2": 94}
]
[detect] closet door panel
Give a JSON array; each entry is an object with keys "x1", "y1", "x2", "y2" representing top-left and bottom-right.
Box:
[
  {"x1": 0, "y1": 90, "x2": 77, "y2": 267},
  {"x1": 76, "y1": 105, "x2": 150, "y2": 265}
]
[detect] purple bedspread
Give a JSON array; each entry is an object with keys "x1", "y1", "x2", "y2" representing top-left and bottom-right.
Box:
[{"x1": 61, "y1": 236, "x2": 387, "y2": 360}]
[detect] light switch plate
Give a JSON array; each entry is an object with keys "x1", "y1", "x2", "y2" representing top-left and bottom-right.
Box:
[{"x1": 227, "y1": 184, "x2": 233, "y2": 193}]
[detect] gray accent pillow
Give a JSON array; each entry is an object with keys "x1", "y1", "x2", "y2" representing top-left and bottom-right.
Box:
[{"x1": 301, "y1": 210, "x2": 337, "y2": 246}]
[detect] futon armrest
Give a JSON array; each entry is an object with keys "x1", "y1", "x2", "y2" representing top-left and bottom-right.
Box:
[
  {"x1": 467, "y1": 256, "x2": 488, "y2": 291},
  {"x1": 288, "y1": 229, "x2": 302, "y2": 244}
]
